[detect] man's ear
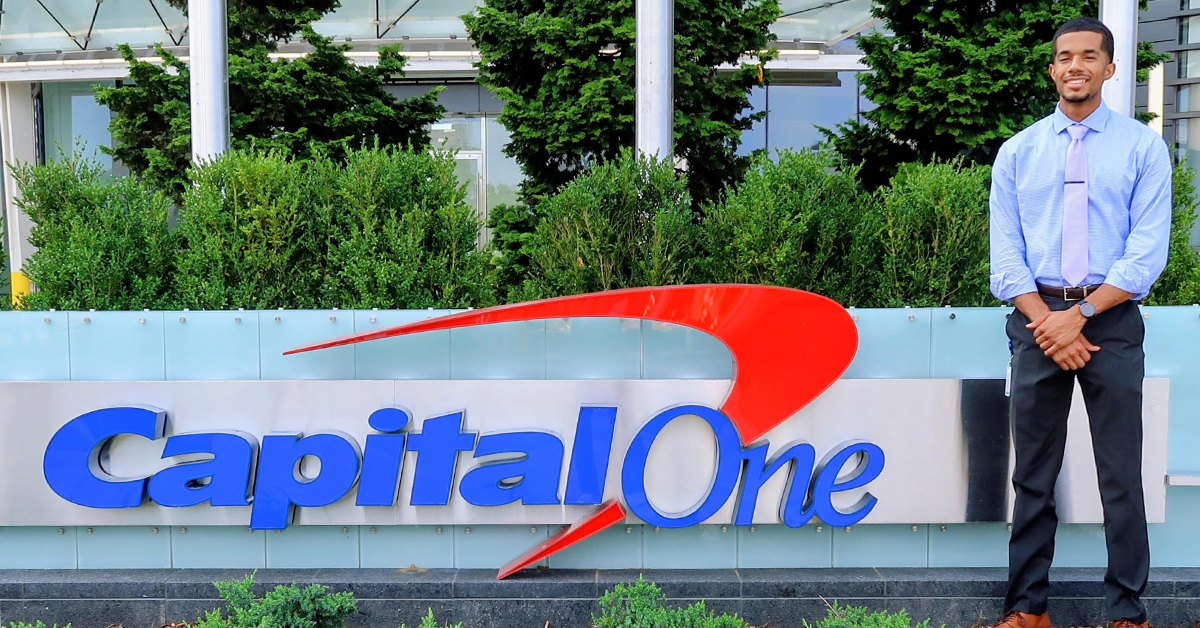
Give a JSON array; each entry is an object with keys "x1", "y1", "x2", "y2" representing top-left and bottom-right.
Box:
[{"x1": 1105, "y1": 62, "x2": 1116, "y2": 81}]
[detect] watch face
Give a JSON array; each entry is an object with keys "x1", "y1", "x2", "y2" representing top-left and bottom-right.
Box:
[{"x1": 1080, "y1": 302, "x2": 1096, "y2": 318}]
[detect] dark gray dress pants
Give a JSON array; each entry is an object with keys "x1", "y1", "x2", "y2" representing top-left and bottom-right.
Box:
[{"x1": 1003, "y1": 298, "x2": 1149, "y2": 623}]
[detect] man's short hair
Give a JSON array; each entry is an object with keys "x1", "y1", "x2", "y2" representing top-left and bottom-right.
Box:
[{"x1": 1053, "y1": 17, "x2": 1116, "y2": 61}]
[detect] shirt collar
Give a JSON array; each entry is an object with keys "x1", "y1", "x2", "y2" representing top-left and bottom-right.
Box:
[{"x1": 1052, "y1": 100, "x2": 1110, "y2": 134}]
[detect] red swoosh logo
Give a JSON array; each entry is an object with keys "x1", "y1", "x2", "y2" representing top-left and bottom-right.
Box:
[{"x1": 286, "y1": 284, "x2": 858, "y2": 578}]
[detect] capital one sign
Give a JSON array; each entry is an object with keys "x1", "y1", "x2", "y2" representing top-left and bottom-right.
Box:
[{"x1": 9, "y1": 286, "x2": 1169, "y2": 578}]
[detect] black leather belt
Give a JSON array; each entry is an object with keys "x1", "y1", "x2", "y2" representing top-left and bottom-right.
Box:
[{"x1": 1036, "y1": 283, "x2": 1101, "y2": 301}]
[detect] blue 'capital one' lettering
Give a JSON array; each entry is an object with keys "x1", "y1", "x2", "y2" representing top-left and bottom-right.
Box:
[
  {"x1": 42, "y1": 403, "x2": 885, "y2": 530},
  {"x1": 44, "y1": 406, "x2": 167, "y2": 508}
]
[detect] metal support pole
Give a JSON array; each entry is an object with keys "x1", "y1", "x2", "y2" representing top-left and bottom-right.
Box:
[
  {"x1": 636, "y1": 0, "x2": 674, "y2": 159},
  {"x1": 188, "y1": 0, "x2": 230, "y2": 162},
  {"x1": 1100, "y1": 0, "x2": 1138, "y2": 118}
]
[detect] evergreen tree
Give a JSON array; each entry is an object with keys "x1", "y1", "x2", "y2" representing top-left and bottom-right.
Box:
[
  {"x1": 96, "y1": 0, "x2": 444, "y2": 200},
  {"x1": 464, "y1": 0, "x2": 780, "y2": 205},
  {"x1": 822, "y1": 0, "x2": 1169, "y2": 188}
]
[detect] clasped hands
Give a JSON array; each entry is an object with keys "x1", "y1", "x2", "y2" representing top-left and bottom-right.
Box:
[{"x1": 1026, "y1": 308, "x2": 1100, "y2": 371}]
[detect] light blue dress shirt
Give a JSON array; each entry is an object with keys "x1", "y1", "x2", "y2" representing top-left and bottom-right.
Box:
[{"x1": 989, "y1": 100, "x2": 1173, "y2": 301}]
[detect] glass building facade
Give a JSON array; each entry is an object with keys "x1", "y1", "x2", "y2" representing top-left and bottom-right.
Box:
[{"x1": 0, "y1": 0, "x2": 874, "y2": 53}]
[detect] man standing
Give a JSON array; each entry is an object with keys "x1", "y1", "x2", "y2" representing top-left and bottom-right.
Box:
[{"x1": 989, "y1": 16, "x2": 1173, "y2": 628}]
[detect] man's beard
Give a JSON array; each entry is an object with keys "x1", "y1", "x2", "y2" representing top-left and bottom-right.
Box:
[{"x1": 1061, "y1": 92, "x2": 1096, "y2": 103}]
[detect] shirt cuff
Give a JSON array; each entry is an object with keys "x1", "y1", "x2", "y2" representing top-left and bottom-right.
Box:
[
  {"x1": 990, "y1": 271, "x2": 1038, "y2": 302},
  {"x1": 1103, "y1": 262, "x2": 1152, "y2": 297}
]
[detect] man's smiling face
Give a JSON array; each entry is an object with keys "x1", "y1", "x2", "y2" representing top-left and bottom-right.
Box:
[{"x1": 1049, "y1": 30, "x2": 1115, "y2": 104}]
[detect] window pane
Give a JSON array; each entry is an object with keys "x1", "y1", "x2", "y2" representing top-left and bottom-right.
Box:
[
  {"x1": 454, "y1": 158, "x2": 482, "y2": 213},
  {"x1": 775, "y1": 0, "x2": 874, "y2": 43},
  {"x1": 41, "y1": 82, "x2": 113, "y2": 172},
  {"x1": 485, "y1": 117, "x2": 523, "y2": 210},
  {"x1": 738, "y1": 86, "x2": 768, "y2": 157},
  {"x1": 1179, "y1": 119, "x2": 1200, "y2": 246},
  {"x1": 379, "y1": 0, "x2": 476, "y2": 38},
  {"x1": 1180, "y1": 51, "x2": 1200, "y2": 79},
  {"x1": 311, "y1": 0, "x2": 377, "y2": 39},
  {"x1": 765, "y1": 73, "x2": 859, "y2": 153},
  {"x1": 1183, "y1": 16, "x2": 1200, "y2": 44},
  {"x1": 1181, "y1": 86, "x2": 1197, "y2": 113},
  {"x1": 0, "y1": 0, "x2": 184, "y2": 55},
  {"x1": 1187, "y1": 0, "x2": 1200, "y2": 10},
  {"x1": 430, "y1": 117, "x2": 483, "y2": 151}
]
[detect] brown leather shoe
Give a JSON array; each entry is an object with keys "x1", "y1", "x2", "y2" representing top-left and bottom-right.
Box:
[
  {"x1": 1111, "y1": 619, "x2": 1149, "y2": 628},
  {"x1": 994, "y1": 611, "x2": 1052, "y2": 628}
]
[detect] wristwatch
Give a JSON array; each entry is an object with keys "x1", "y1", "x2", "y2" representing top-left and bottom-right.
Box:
[{"x1": 1078, "y1": 300, "x2": 1097, "y2": 319}]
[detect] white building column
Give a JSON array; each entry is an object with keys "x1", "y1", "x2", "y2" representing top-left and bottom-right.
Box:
[
  {"x1": 1101, "y1": 0, "x2": 1138, "y2": 118},
  {"x1": 188, "y1": 0, "x2": 231, "y2": 161},
  {"x1": 1, "y1": 83, "x2": 38, "y2": 306},
  {"x1": 635, "y1": 0, "x2": 674, "y2": 159}
]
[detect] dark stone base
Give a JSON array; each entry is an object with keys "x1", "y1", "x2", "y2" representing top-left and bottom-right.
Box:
[{"x1": 0, "y1": 568, "x2": 1196, "y2": 628}]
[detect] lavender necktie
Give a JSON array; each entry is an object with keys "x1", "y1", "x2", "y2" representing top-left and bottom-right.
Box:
[{"x1": 1061, "y1": 123, "x2": 1090, "y2": 287}]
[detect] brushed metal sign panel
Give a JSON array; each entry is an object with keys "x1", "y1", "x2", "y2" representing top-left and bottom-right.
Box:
[{"x1": 0, "y1": 378, "x2": 1168, "y2": 526}]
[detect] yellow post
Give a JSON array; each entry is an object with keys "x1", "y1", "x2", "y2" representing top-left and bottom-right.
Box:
[{"x1": 10, "y1": 271, "x2": 30, "y2": 308}]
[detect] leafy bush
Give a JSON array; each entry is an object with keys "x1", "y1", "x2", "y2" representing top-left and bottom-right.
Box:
[
  {"x1": 319, "y1": 145, "x2": 496, "y2": 309},
  {"x1": 514, "y1": 150, "x2": 699, "y2": 301},
  {"x1": 488, "y1": 202, "x2": 540, "y2": 303},
  {"x1": 593, "y1": 576, "x2": 748, "y2": 628},
  {"x1": 699, "y1": 149, "x2": 879, "y2": 306},
  {"x1": 172, "y1": 146, "x2": 495, "y2": 310},
  {"x1": 803, "y1": 602, "x2": 936, "y2": 628},
  {"x1": 869, "y1": 160, "x2": 994, "y2": 308},
  {"x1": 15, "y1": 146, "x2": 1200, "y2": 311},
  {"x1": 193, "y1": 573, "x2": 356, "y2": 628},
  {"x1": 407, "y1": 609, "x2": 461, "y2": 628},
  {"x1": 13, "y1": 153, "x2": 178, "y2": 311},
  {"x1": 173, "y1": 150, "x2": 330, "y2": 310},
  {"x1": 1145, "y1": 162, "x2": 1200, "y2": 306}
]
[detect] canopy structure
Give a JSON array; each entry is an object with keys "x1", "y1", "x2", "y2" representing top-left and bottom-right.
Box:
[{"x1": 0, "y1": 0, "x2": 876, "y2": 59}]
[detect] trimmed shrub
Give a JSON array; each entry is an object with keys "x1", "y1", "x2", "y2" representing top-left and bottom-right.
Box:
[
  {"x1": 173, "y1": 150, "x2": 330, "y2": 310},
  {"x1": 173, "y1": 146, "x2": 495, "y2": 310},
  {"x1": 514, "y1": 150, "x2": 699, "y2": 300},
  {"x1": 320, "y1": 145, "x2": 496, "y2": 309},
  {"x1": 193, "y1": 573, "x2": 355, "y2": 628},
  {"x1": 1146, "y1": 163, "x2": 1200, "y2": 306},
  {"x1": 408, "y1": 609, "x2": 462, "y2": 628},
  {"x1": 192, "y1": 573, "x2": 457, "y2": 628},
  {"x1": 870, "y1": 160, "x2": 994, "y2": 308},
  {"x1": 488, "y1": 202, "x2": 540, "y2": 303},
  {"x1": 699, "y1": 149, "x2": 879, "y2": 306},
  {"x1": 593, "y1": 576, "x2": 748, "y2": 628},
  {"x1": 803, "y1": 603, "x2": 937, "y2": 628},
  {"x1": 13, "y1": 154, "x2": 178, "y2": 311}
]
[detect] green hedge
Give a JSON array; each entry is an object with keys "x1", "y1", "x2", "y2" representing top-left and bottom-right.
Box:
[
  {"x1": 16, "y1": 147, "x2": 494, "y2": 311},
  {"x1": 174, "y1": 150, "x2": 329, "y2": 310},
  {"x1": 14, "y1": 154, "x2": 178, "y2": 311},
  {"x1": 174, "y1": 146, "x2": 495, "y2": 310},
  {"x1": 14, "y1": 147, "x2": 1200, "y2": 310},
  {"x1": 504, "y1": 150, "x2": 1200, "y2": 308},
  {"x1": 699, "y1": 149, "x2": 879, "y2": 306},
  {"x1": 511, "y1": 150, "x2": 700, "y2": 302}
]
